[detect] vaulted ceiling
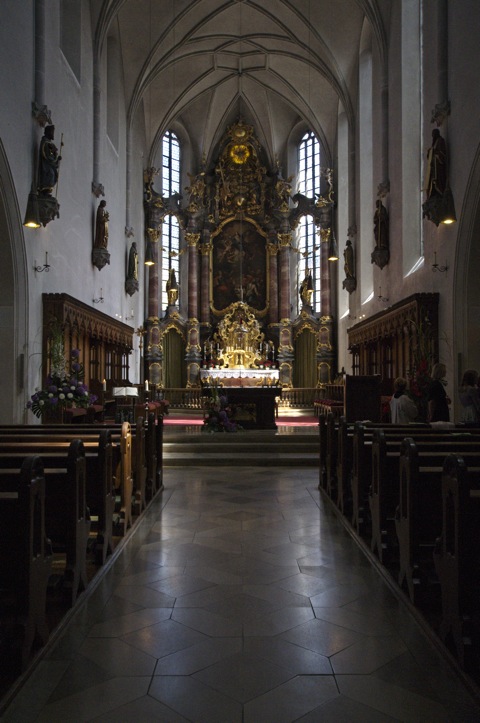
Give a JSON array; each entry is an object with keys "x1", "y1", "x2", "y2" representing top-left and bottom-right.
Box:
[{"x1": 96, "y1": 0, "x2": 389, "y2": 167}]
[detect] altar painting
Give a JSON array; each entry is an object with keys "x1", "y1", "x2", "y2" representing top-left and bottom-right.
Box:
[{"x1": 212, "y1": 220, "x2": 267, "y2": 313}]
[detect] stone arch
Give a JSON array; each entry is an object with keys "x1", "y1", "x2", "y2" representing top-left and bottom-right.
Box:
[
  {"x1": 454, "y1": 142, "x2": 480, "y2": 391},
  {"x1": 0, "y1": 139, "x2": 29, "y2": 422}
]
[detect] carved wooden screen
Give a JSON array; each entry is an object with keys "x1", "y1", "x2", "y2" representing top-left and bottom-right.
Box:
[
  {"x1": 347, "y1": 293, "x2": 439, "y2": 393},
  {"x1": 42, "y1": 293, "x2": 134, "y2": 395}
]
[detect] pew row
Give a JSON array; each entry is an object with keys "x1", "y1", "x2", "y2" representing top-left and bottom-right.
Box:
[
  {"x1": 434, "y1": 455, "x2": 480, "y2": 671},
  {"x1": 0, "y1": 440, "x2": 89, "y2": 605},
  {"x1": 0, "y1": 456, "x2": 52, "y2": 671},
  {"x1": 395, "y1": 438, "x2": 480, "y2": 605}
]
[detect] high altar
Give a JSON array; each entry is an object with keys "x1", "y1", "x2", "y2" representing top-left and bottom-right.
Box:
[{"x1": 142, "y1": 119, "x2": 337, "y2": 393}]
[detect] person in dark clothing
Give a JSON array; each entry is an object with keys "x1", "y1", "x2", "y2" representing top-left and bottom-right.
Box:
[{"x1": 427, "y1": 362, "x2": 450, "y2": 422}]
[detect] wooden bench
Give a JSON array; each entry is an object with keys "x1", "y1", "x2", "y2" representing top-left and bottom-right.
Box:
[
  {"x1": 0, "y1": 440, "x2": 89, "y2": 606},
  {"x1": 0, "y1": 456, "x2": 52, "y2": 670},
  {"x1": 370, "y1": 430, "x2": 480, "y2": 564},
  {"x1": 395, "y1": 438, "x2": 480, "y2": 605},
  {"x1": 433, "y1": 455, "x2": 480, "y2": 670},
  {"x1": 0, "y1": 431, "x2": 115, "y2": 566},
  {"x1": 0, "y1": 420, "x2": 148, "y2": 537}
]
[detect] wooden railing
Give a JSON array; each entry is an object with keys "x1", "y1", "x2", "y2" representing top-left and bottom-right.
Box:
[{"x1": 159, "y1": 387, "x2": 318, "y2": 410}]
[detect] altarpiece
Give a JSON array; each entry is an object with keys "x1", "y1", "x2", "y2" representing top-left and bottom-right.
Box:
[{"x1": 143, "y1": 120, "x2": 336, "y2": 390}]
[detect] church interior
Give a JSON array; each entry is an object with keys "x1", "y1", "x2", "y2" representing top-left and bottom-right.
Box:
[{"x1": 1, "y1": 1, "x2": 480, "y2": 719}]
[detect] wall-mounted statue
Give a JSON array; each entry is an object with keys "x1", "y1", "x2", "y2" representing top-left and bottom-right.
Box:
[
  {"x1": 342, "y1": 239, "x2": 357, "y2": 293},
  {"x1": 299, "y1": 268, "x2": 313, "y2": 309},
  {"x1": 92, "y1": 199, "x2": 111, "y2": 270},
  {"x1": 38, "y1": 125, "x2": 62, "y2": 195},
  {"x1": 424, "y1": 128, "x2": 447, "y2": 200},
  {"x1": 166, "y1": 267, "x2": 179, "y2": 307},
  {"x1": 422, "y1": 129, "x2": 455, "y2": 225},
  {"x1": 36, "y1": 124, "x2": 62, "y2": 225},
  {"x1": 125, "y1": 241, "x2": 139, "y2": 296},
  {"x1": 371, "y1": 199, "x2": 390, "y2": 269}
]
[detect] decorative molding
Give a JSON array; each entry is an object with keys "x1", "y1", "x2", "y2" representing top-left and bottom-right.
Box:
[
  {"x1": 92, "y1": 181, "x2": 105, "y2": 198},
  {"x1": 32, "y1": 101, "x2": 52, "y2": 127},
  {"x1": 377, "y1": 180, "x2": 390, "y2": 198},
  {"x1": 43, "y1": 293, "x2": 134, "y2": 348},
  {"x1": 125, "y1": 226, "x2": 135, "y2": 238},
  {"x1": 431, "y1": 100, "x2": 451, "y2": 127},
  {"x1": 92, "y1": 247, "x2": 110, "y2": 271}
]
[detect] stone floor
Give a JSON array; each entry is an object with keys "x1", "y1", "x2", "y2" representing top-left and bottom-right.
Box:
[{"x1": 3, "y1": 463, "x2": 480, "y2": 722}]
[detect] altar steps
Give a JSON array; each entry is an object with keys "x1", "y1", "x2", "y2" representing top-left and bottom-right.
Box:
[{"x1": 163, "y1": 433, "x2": 319, "y2": 467}]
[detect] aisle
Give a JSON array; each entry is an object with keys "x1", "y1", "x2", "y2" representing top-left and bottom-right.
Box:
[{"x1": 3, "y1": 468, "x2": 479, "y2": 722}]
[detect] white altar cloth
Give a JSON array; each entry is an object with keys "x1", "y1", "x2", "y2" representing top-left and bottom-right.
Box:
[{"x1": 200, "y1": 368, "x2": 279, "y2": 383}]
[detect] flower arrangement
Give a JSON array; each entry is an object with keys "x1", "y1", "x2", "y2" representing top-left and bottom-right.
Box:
[
  {"x1": 27, "y1": 326, "x2": 97, "y2": 418},
  {"x1": 202, "y1": 381, "x2": 241, "y2": 433}
]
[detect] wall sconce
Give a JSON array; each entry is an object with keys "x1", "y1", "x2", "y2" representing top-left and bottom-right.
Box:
[
  {"x1": 378, "y1": 287, "x2": 389, "y2": 303},
  {"x1": 440, "y1": 186, "x2": 456, "y2": 224},
  {"x1": 144, "y1": 240, "x2": 154, "y2": 266},
  {"x1": 23, "y1": 187, "x2": 41, "y2": 229},
  {"x1": 34, "y1": 252, "x2": 50, "y2": 272},
  {"x1": 93, "y1": 288, "x2": 104, "y2": 304},
  {"x1": 328, "y1": 232, "x2": 339, "y2": 261},
  {"x1": 432, "y1": 252, "x2": 448, "y2": 273},
  {"x1": 125, "y1": 309, "x2": 134, "y2": 321}
]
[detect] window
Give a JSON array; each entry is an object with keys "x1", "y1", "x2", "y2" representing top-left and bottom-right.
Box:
[
  {"x1": 297, "y1": 131, "x2": 321, "y2": 313},
  {"x1": 161, "y1": 131, "x2": 181, "y2": 311},
  {"x1": 60, "y1": 0, "x2": 81, "y2": 81}
]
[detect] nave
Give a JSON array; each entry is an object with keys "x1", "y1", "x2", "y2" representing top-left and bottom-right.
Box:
[{"x1": 3, "y1": 466, "x2": 480, "y2": 722}]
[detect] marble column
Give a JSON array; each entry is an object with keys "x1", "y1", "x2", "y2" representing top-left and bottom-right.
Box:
[
  {"x1": 186, "y1": 233, "x2": 200, "y2": 320},
  {"x1": 267, "y1": 234, "x2": 279, "y2": 325},
  {"x1": 147, "y1": 228, "x2": 160, "y2": 319},
  {"x1": 278, "y1": 233, "x2": 292, "y2": 321},
  {"x1": 200, "y1": 231, "x2": 211, "y2": 325}
]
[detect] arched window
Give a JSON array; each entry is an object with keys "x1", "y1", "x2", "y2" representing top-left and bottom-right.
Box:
[
  {"x1": 161, "y1": 131, "x2": 181, "y2": 311},
  {"x1": 297, "y1": 131, "x2": 321, "y2": 313}
]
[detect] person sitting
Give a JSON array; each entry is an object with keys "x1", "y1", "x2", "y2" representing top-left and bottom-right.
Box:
[
  {"x1": 389, "y1": 377, "x2": 418, "y2": 424},
  {"x1": 458, "y1": 369, "x2": 480, "y2": 423}
]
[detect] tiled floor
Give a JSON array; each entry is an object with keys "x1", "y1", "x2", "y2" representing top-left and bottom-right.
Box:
[{"x1": 3, "y1": 464, "x2": 480, "y2": 722}]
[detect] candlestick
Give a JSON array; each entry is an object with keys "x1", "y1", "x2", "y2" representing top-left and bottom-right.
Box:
[
  {"x1": 102, "y1": 379, "x2": 107, "y2": 392},
  {"x1": 145, "y1": 379, "x2": 149, "y2": 392}
]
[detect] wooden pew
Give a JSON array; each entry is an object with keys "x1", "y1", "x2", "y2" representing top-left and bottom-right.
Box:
[
  {"x1": 318, "y1": 412, "x2": 328, "y2": 491},
  {"x1": 325, "y1": 413, "x2": 338, "y2": 499},
  {"x1": 0, "y1": 431, "x2": 115, "y2": 566},
  {"x1": 370, "y1": 430, "x2": 480, "y2": 564},
  {"x1": 0, "y1": 456, "x2": 52, "y2": 670},
  {"x1": 0, "y1": 440, "x2": 89, "y2": 605},
  {"x1": 434, "y1": 455, "x2": 480, "y2": 670},
  {"x1": 0, "y1": 419, "x2": 149, "y2": 533},
  {"x1": 395, "y1": 438, "x2": 480, "y2": 605}
]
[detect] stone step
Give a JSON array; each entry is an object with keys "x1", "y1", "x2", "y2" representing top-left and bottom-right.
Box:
[
  {"x1": 164, "y1": 451, "x2": 319, "y2": 466},
  {"x1": 162, "y1": 431, "x2": 319, "y2": 466}
]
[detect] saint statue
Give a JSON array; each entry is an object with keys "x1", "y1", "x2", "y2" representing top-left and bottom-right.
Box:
[
  {"x1": 300, "y1": 268, "x2": 313, "y2": 307},
  {"x1": 424, "y1": 129, "x2": 447, "y2": 200},
  {"x1": 38, "y1": 125, "x2": 62, "y2": 196},
  {"x1": 344, "y1": 240, "x2": 354, "y2": 278},
  {"x1": 373, "y1": 199, "x2": 389, "y2": 249},
  {"x1": 166, "y1": 268, "x2": 178, "y2": 305},
  {"x1": 127, "y1": 242, "x2": 138, "y2": 281},
  {"x1": 94, "y1": 200, "x2": 109, "y2": 249}
]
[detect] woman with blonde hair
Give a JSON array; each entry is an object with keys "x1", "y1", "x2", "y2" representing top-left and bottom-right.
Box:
[
  {"x1": 427, "y1": 362, "x2": 450, "y2": 422},
  {"x1": 458, "y1": 369, "x2": 480, "y2": 423}
]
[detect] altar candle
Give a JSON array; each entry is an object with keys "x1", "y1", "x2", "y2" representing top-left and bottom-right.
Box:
[
  {"x1": 102, "y1": 379, "x2": 107, "y2": 392},
  {"x1": 145, "y1": 379, "x2": 149, "y2": 392}
]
